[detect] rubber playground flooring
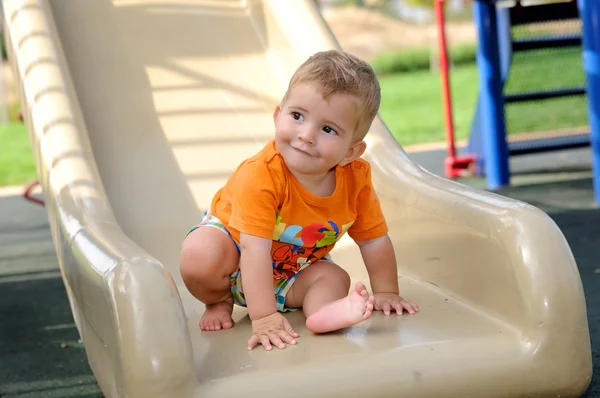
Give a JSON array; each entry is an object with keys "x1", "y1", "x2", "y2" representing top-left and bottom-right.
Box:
[{"x1": 0, "y1": 147, "x2": 599, "y2": 397}]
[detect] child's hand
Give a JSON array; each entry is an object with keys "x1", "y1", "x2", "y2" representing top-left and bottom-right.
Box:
[
  {"x1": 247, "y1": 312, "x2": 300, "y2": 351},
  {"x1": 373, "y1": 292, "x2": 419, "y2": 315}
]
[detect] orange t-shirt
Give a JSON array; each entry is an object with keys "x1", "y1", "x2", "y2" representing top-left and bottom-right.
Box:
[{"x1": 211, "y1": 140, "x2": 388, "y2": 282}]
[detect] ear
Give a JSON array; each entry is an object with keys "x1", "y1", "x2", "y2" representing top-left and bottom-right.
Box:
[
  {"x1": 338, "y1": 140, "x2": 367, "y2": 167},
  {"x1": 273, "y1": 105, "x2": 281, "y2": 125}
]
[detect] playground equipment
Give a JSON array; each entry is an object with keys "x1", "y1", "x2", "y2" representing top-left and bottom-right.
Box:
[
  {"x1": 580, "y1": 0, "x2": 600, "y2": 203},
  {"x1": 441, "y1": 0, "x2": 600, "y2": 203},
  {"x1": 4, "y1": 0, "x2": 592, "y2": 396},
  {"x1": 435, "y1": 0, "x2": 476, "y2": 178},
  {"x1": 470, "y1": 0, "x2": 590, "y2": 186}
]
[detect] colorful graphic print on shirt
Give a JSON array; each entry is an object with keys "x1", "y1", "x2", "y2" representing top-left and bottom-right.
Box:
[{"x1": 270, "y1": 211, "x2": 354, "y2": 281}]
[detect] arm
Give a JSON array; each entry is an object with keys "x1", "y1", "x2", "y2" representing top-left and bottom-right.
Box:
[
  {"x1": 356, "y1": 234, "x2": 419, "y2": 315},
  {"x1": 356, "y1": 234, "x2": 399, "y2": 294},
  {"x1": 239, "y1": 233, "x2": 300, "y2": 350},
  {"x1": 239, "y1": 233, "x2": 278, "y2": 320}
]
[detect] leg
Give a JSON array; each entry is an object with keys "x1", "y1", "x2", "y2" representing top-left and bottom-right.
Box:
[
  {"x1": 180, "y1": 226, "x2": 239, "y2": 331},
  {"x1": 285, "y1": 261, "x2": 374, "y2": 334}
]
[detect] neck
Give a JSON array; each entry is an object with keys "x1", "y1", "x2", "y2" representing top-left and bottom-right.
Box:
[{"x1": 289, "y1": 167, "x2": 336, "y2": 196}]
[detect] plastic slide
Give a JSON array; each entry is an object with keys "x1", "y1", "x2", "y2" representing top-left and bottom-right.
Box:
[{"x1": 3, "y1": 0, "x2": 592, "y2": 396}]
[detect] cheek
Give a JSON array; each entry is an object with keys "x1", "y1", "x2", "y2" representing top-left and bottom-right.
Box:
[
  {"x1": 320, "y1": 137, "x2": 347, "y2": 159},
  {"x1": 278, "y1": 118, "x2": 295, "y2": 135}
]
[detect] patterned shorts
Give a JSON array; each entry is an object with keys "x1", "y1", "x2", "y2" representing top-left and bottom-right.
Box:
[{"x1": 186, "y1": 212, "x2": 302, "y2": 312}]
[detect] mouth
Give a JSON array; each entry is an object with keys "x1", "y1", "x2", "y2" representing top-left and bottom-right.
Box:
[{"x1": 291, "y1": 146, "x2": 313, "y2": 157}]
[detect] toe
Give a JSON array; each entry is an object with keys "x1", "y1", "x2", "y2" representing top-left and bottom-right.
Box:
[
  {"x1": 363, "y1": 306, "x2": 373, "y2": 320},
  {"x1": 220, "y1": 314, "x2": 233, "y2": 329},
  {"x1": 222, "y1": 320, "x2": 233, "y2": 329},
  {"x1": 200, "y1": 320, "x2": 208, "y2": 331},
  {"x1": 354, "y1": 282, "x2": 365, "y2": 293}
]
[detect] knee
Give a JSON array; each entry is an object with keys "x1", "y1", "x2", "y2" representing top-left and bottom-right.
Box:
[
  {"x1": 337, "y1": 267, "x2": 351, "y2": 291},
  {"x1": 319, "y1": 262, "x2": 351, "y2": 291},
  {"x1": 179, "y1": 241, "x2": 221, "y2": 284},
  {"x1": 180, "y1": 227, "x2": 239, "y2": 285}
]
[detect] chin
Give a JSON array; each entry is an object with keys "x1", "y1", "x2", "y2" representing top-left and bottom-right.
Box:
[
  {"x1": 285, "y1": 160, "x2": 315, "y2": 174},
  {"x1": 283, "y1": 156, "x2": 318, "y2": 173}
]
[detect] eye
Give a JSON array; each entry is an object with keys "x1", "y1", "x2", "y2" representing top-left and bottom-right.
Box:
[
  {"x1": 322, "y1": 125, "x2": 337, "y2": 135},
  {"x1": 292, "y1": 112, "x2": 304, "y2": 121}
]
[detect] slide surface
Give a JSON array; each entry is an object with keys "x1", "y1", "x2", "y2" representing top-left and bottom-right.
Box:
[{"x1": 3, "y1": 0, "x2": 592, "y2": 396}]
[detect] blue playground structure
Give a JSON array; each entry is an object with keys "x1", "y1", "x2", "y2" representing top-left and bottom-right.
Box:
[{"x1": 466, "y1": 0, "x2": 600, "y2": 203}]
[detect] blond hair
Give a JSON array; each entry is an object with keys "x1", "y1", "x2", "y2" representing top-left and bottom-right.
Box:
[{"x1": 281, "y1": 50, "x2": 381, "y2": 140}]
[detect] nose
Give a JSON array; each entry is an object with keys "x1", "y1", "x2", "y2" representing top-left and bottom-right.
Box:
[{"x1": 297, "y1": 125, "x2": 316, "y2": 145}]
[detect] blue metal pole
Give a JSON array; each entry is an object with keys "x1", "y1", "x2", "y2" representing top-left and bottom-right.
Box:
[
  {"x1": 496, "y1": 6, "x2": 512, "y2": 80},
  {"x1": 579, "y1": 0, "x2": 600, "y2": 204},
  {"x1": 473, "y1": 0, "x2": 510, "y2": 189}
]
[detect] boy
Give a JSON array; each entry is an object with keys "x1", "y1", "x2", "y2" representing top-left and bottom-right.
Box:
[{"x1": 180, "y1": 50, "x2": 418, "y2": 351}]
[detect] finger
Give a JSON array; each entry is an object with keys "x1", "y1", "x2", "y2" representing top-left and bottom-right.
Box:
[
  {"x1": 276, "y1": 330, "x2": 297, "y2": 345},
  {"x1": 403, "y1": 302, "x2": 418, "y2": 314},
  {"x1": 399, "y1": 302, "x2": 416, "y2": 315},
  {"x1": 284, "y1": 319, "x2": 300, "y2": 338},
  {"x1": 382, "y1": 301, "x2": 391, "y2": 316},
  {"x1": 259, "y1": 335, "x2": 272, "y2": 351},
  {"x1": 392, "y1": 302, "x2": 405, "y2": 315},
  {"x1": 268, "y1": 333, "x2": 286, "y2": 350},
  {"x1": 247, "y1": 335, "x2": 259, "y2": 351},
  {"x1": 373, "y1": 300, "x2": 382, "y2": 311}
]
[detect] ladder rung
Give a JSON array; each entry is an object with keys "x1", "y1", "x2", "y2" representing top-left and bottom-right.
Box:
[
  {"x1": 512, "y1": 34, "x2": 581, "y2": 52},
  {"x1": 509, "y1": 133, "x2": 589, "y2": 156},
  {"x1": 504, "y1": 87, "x2": 586, "y2": 103},
  {"x1": 509, "y1": 1, "x2": 579, "y2": 26}
]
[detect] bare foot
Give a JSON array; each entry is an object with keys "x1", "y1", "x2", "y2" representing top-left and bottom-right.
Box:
[
  {"x1": 305, "y1": 282, "x2": 374, "y2": 334},
  {"x1": 200, "y1": 298, "x2": 234, "y2": 331}
]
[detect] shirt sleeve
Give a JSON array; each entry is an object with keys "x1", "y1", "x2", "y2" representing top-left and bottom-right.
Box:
[
  {"x1": 348, "y1": 162, "x2": 389, "y2": 241},
  {"x1": 228, "y1": 160, "x2": 283, "y2": 239}
]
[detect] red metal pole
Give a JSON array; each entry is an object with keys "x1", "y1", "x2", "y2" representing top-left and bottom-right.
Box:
[
  {"x1": 17, "y1": 107, "x2": 45, "y2": 206},
  {"x1": 435, "y1": 0, "x2": 456, "y2": 159},
  {"x1": 435, "y1": 0, "x2": 475, "y2": 178},
  {"x1": 23, "y1": 180, "x2": 44, "y2": 206}
]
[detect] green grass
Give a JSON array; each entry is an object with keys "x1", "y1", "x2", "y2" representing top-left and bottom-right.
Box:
[
  {"x1": 370, "y1": 43, "x2": 477, "y2": 75},
  {"x1": 505, "y1": 47, "x2": 584, "y2": 92},
  {"x1": 0, "y1": 122, "x2": 37, "y2": 186},
  {"x1": 379, "y1": 64, "x2": 479, "y2": 146},
  {"x1": 380, "y1": 46, "x2": 588, "y2": 146}
]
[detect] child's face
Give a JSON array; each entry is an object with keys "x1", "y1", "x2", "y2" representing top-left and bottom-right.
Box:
[{"x1": 273, "y1": 82, "x2": 363, "y2": 176}]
